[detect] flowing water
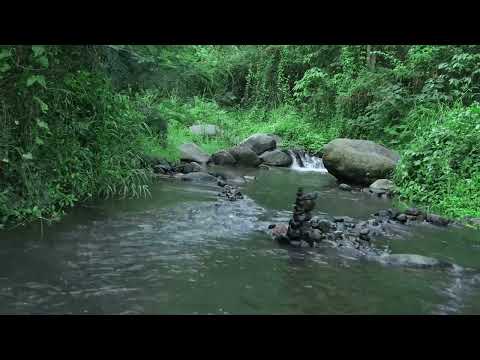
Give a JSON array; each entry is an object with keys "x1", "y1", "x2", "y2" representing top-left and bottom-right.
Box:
[{"x1": 0, "y1": 156, "x2": 480, "y2": 314}]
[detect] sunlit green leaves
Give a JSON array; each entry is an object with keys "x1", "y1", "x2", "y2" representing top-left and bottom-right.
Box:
[
  {"x1": 22, "y1": 153, "x2": 33, "y2": 160},
  {"x1": 27, "y1": 75, "x2": 46, "y2": 88},
  {"x1": 0, "y1": 48, "x2": 11, "y2": 60},
  {"x1": 33, "y1": 97, "x2": 49, "y2": 113},
  {"x1": 37, "y1": 56, "x2": 49, "y2": 68},
  {"x1": 31, "y1": 45, "x2": 45, "y2": 57}
]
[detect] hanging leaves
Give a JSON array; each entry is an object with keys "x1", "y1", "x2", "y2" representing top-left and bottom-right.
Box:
[{"x1": 27, "y1": 75, "x2": 46, "y2": 88}]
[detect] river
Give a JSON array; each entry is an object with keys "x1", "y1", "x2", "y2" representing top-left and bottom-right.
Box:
[{"x1": 1, "y1": 164, "x2": 479, "y2": 314}]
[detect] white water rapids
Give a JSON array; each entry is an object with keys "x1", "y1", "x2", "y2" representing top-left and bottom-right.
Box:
[{"x1": 288, "y1": 150, "x2": 328, "y2": 173}]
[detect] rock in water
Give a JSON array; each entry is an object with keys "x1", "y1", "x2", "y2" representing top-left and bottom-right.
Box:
[
  {"x1": 239, "y1": 133, "x2": 277, "y2": 155},
  {"x1": 339, "y1": 183, "x2": 352, "y2": 191},
  {"x1": 181, "y1": 172, "x2": 218, "y2": 183},
  {"x1": 176, "y1": 162, "x2": 203, "y2": 174},
  {"x1": 426, "y1": 213, "x2": 450, "y2": 226},
  {"x1": 259, "y1": 149, "x2": 293, "y2": 167},
  {"x1": 179, "y1": 143, "x2": 211, "y2": 164},
  {"x1": 229, "y1": 145, "x2": 262, "y2": 167},
  {"x1": 285, "y1": 187, "x2": 319, "y2": 247},
  {"x1": 369, "y1": 179, "x2": 395, "y2": 195},
  {"x1": 322, "y1": 138, "x2": 400, "y2": 185},
  {"x1": 211, "y1": 150, "x2": 237, "y2": 166},
  {"x1": 189, "y1": 124, "x2": 221, "y2": 137},
  {"x1": 372, "y1": 254, "x2": 453, "y2": 269}
]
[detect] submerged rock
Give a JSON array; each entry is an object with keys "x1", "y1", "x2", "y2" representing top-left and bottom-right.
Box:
[
  {"x1": 181, "y1": 172, "x2": 218, "y2": 183},
  {"x1": 370, "y1": 254, "x2": 453, "y2": 269}
]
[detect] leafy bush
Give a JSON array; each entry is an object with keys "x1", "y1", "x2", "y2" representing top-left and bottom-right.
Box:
[{"x1": 394, "y1": 103, "x2": 480, "y2": 218}]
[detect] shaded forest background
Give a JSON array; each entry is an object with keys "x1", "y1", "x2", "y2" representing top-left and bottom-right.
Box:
[{"x1": 1, "y1": 45, "x2": 479, "y2": 228}]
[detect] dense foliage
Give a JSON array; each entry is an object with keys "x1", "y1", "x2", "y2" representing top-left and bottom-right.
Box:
[{"x1": 1, "y1": 45, "x2": 479, "y2": 229}]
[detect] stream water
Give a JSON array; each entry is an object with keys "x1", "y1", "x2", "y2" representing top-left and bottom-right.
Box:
[{"x1": 0, "y1": 158, "x2": 479, "y2": 314}]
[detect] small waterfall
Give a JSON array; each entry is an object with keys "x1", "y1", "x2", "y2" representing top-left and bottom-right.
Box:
[{"x1": 288, "y1": 150, "x2": 328, "y2": 173}]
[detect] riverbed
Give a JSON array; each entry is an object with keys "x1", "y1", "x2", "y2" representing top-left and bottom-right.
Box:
[{"x1": 1, "y1": 166, "x2": 479, "y2": 314}]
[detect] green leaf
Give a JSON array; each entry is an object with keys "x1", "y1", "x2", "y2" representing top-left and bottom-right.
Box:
[
  {"x1": 22, "y1": 153, "x2": 33, "y2": 160},
  {"x1": 37, "y1": 56, "x2": 49, "y2": 68},
  {"x1": 27, "y1": 75, "x2": 46, "y2": 88},
  {"x1": 36, "y1": 118, "x2": 49, "y2": 130},
  {"x1": 0, "y1": 63, "x2": 10, "y2": 73},
  {"x1": 31, "y1": 45, "x2": 45, "y2": 57},
  {"x1": 33, "y1": 97, "x2": 49, "y2": 113},
  {"x1": 35, "y1": 137, "x2": 44, "y2": 145},
  {"x1": 0, "y1": 48, "x2": 11, "y2": 60}
]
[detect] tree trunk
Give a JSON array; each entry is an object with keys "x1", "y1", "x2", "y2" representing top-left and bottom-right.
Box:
[{"x1": 367, "y1": 45, "x2": 376, "y2": 70}]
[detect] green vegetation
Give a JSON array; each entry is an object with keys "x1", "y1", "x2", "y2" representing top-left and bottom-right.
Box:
[{"x1": 1, "y1": 45, "x2": 479, "y2": 229}]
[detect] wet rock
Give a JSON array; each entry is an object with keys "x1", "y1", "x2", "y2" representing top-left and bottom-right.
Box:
[
  {"x1": 270, "y1": 224, "x2": 289, "y2": 244},
  {"x1": 181, "y1": 172, "x2": 218, "y2": 183},
  {"x1": 285, "y1": 187, "x2": 319, "y2": 247},
  {"x1": 465, "y1": 217, "x2": 480, "y2": 226},
  {"x1": 176, "y1": 162, "x2": 203, "y2": 174},
  {"x1": 369, "y1": 179, "x2": 395, "y2": 195},
  {"x1": 311, "y1": 219, "x2": 335, "y2": 233},
  {"x1": 179, "y1": 143, "x2": 211, "y2": 164},
  {"x1": 396, "y1": 213, "x2": 407, "y2": 223},
  {"x1": 339, "y1": 183, "x2": 352, "y2": 191},
  {"x1": 371, "y1": 254, "x2": 453, "y2": 269},
  {"x1": 405, "y1": 207, "x2": 422, "y2": 217},
  {"x1": 308, "y1": 229, "x2": 324, "y2": 243},
  {"x1": 239, "y1": 133, "x2": 277, "y2": 155},
  {"x1": 359, "y1": 228, "x2": 370, "y2": 241},
  {"x1": 211, "y1": 150, "x2": 236, "y2": 166},
  {"x1": 259, "y1": 149, "x2": 292, "y2": 167},
  {"x1": 259, "y1": 164, "x2": 271, "y2": 170},
  {"x1": 322, "y1": 138, "x2": 400, "y2": 185},
  {"x1": 333, "y1": 216, "x2": 354, "y2": 223},
  {"x1": 217, "y1": 179, "x2": 227, "y2": 187},
  {"x1": 426, "y1": 213, "x2": 449, "y2": 226},
  {"x1": 218, "y1": 184, "x2": 244, "y2": 201},
  {"x1": 229, "y1": 145, "x2": 262, "y2": 167},
  {"x1": 153, "y1": 165, "x2": 167, "y2": 174},
  {"x1": 388, "y1": 208, "x2": 399, "y2": 219}
]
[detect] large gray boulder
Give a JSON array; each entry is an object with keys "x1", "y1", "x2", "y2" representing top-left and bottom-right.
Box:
[
  {"x1": 211, "y1": 150, "x2": 237, "y2": 166},
  {"x1": 180, "y1": 172, "x2": 218, "y2": 183},
  {"x1": 229, "y1": 145, "x2": 262, "y2": 167},
  {"x1": 189, "y1": 124, "x2": 221, "y2": 137},
  {"x1": 239, "y1": 133, "x2": 277, "y2": 155},
  {"x1": 179, "y1": 143, "x2": 211, "y2": 164},
  {"x1": 259, "y1": 149, "x2": 292, "y2": 167},
  {"x1": 322, "y1": 139, "x2": 400, "y2": 185}
]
